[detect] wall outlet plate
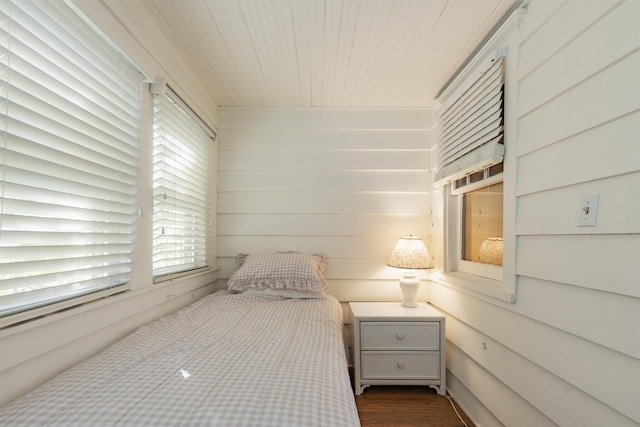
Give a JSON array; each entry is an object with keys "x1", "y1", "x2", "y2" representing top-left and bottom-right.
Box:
[{"x1": 578, "y1": 194, "x2": 600, "y2": 227}]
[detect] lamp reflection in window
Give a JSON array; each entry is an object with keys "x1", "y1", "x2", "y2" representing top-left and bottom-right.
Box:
[
  {"x1": 462, "y1": 181, "x2": 503, "y2": 265},
  {"x1": 477, "y1": 237, "x2": 503, "y2": 266}
]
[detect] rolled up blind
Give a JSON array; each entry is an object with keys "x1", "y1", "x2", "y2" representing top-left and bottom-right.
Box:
[
  {"x1": 0, "y1": 0, "x2": 141, "y2": 323},
  {"x1": 435, "y1": 58, "x2": 505, "y2": 185}
]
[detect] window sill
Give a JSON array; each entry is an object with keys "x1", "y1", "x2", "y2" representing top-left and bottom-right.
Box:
[
  {"x1": 153, "y1": 266, "x2": 217, "y2": 284},
  {"x1": 430, "y1": 271, "x2": 517, "y2": 304},
  {"x1": 1, "y1": 268, "x2": 219, "y2": 334}
]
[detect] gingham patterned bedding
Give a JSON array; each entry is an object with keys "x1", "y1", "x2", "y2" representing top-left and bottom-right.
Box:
[{"x1": 0, "y1": 291, "x2": 361, "y2": 426}]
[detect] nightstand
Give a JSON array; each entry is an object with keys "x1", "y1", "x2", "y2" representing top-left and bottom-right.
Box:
[{"x1": 349, "y1": 301, "x2": 446, "y2": 395}]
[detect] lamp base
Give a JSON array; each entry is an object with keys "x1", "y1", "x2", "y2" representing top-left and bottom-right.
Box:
[{"x1": 399, "y1": 271, "x2": 420, "y2": 308}]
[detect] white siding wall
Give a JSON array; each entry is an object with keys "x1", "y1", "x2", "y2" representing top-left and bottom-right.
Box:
[
  {"x1": 430, "y1": 1, "x2": 640, "y2": 426},
  {"x1": 217, "y1": 108, "x2": 434, "y2": 303}
]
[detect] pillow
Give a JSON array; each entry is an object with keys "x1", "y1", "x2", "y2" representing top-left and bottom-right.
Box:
[
  {"x1": 243, "y1": 288, "x2": 326, "y2": 299},
  {"x1": 227, "y1": 251, "x2": 328, "y2": 293}
]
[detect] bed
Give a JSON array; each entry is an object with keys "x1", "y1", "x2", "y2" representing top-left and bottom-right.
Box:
[{"x1": 0, "y1": 252, "x2": 361, "y2": 426}]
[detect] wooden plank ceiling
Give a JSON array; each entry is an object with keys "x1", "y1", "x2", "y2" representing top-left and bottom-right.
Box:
[{"x1": 136, "y1": 0, "x2": 520, "y2": 108}]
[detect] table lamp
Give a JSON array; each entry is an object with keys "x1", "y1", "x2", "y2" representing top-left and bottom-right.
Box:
[{"x1": 386, "y1": 236, "x2": 432, "y2": 308}]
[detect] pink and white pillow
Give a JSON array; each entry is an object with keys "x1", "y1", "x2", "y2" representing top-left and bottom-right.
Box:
[{"x1": 227, "y1": 251, "x2": 328, "y2": 294}]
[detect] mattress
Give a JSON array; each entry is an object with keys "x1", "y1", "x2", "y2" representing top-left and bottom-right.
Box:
[{"x1": 0, "y1": 291, "x2": 361, "y2": 426}]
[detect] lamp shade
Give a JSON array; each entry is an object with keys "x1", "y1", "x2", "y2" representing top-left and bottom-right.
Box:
[{"x1": 387, "y1": 236, "x2": 431, "y2": 270}]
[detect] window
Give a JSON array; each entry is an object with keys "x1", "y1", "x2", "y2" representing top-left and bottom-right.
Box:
[
  {"x1": 436, "y1": 52, "x2": 507, "y2": 284},
  {"x1": 434, "y1": 9, "x2": 521, "y2": 303},
  {"x1": 463, "y1": 183, "x2": 503, "y2": 265},
  {"x1": 456, "y1": 164, "x2": 504, "y2": 266},
  {"x1": 437, "y1": 54, "x2": 505, "y2": 280},
  {"x1": 451, "y1": 166, "x2": 503, "y2": 281},
  {"x1": 152, "y1": 83, "x2": 214, "y2": 279},
  {"x1": 0, "y1": 0, "x2": 142, "y2": 325}
]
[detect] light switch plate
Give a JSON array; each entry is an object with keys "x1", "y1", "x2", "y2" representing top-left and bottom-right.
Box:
[{"x1": 578, "y1": 194, "x2": 599, "y2": 227}]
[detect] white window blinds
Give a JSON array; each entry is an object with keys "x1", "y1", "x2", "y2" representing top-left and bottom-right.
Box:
[
  {"x1": 435, "y1": 58, "x2": 505, "y2": 185},
  {"x1": 0, "y1": 0, "x2": 142, "y2": 323},
  {"x1": 152, "y1": 87, "x2": 212, "y2": 278}
]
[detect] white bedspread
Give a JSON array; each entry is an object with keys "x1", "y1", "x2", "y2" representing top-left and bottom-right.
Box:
[{"x1": 0, "y1": 291, "x2": 361, "y2": 426}]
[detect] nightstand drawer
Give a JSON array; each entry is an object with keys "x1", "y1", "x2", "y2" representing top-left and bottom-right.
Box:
[
  {"x1": 361, "y1": 322, "x2": 439, "y2": 350},
  {"x1": 361, "y1": 351, "x2": 440, "y2": 379}
]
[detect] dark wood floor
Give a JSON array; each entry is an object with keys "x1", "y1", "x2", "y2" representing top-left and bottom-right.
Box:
[{"x1": 355, "y1": 386, "x2": 475, "y2": 427}]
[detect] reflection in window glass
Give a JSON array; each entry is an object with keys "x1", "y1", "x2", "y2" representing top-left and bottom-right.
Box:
[{"x1": 462, "y1": 182, "x2": 503, "y2": 265}]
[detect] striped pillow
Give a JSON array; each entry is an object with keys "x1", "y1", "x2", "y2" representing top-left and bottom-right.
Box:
[{"x1": 227, "y1": 252, "x2": 328, "y2": 293}]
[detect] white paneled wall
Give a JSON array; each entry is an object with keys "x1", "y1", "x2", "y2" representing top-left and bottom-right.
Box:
[
  {"x1": 430, "y1": 1, "x2": 640, "y2": 426},
  {"x1": 217, "y1": 109, "x2": 435, "y2": 302}
]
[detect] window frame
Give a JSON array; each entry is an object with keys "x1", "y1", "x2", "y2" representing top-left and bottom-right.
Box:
[
  {"x1": 439, "y1": 155, "x2": 516, "y2": 304},
  {"x1": 433, "y1": 7, "x2": 523, "y2": 304},
  {"x1": 451, "y1": 170, "x2": 504, "y2": 280},
  {"x1": 0, "y1": 0, "x2": 144, "y2": 327},
  {"x1": 440, "y1": 169, "x2": 514, "y2": 303},
  {"x1": 151, "y1": 82, "x2": 215, "y2": 281}
]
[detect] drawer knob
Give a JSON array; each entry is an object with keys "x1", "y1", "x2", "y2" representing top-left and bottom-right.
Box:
[
  {"x1": 397, "y1": 362, "x2": 405, "y2": 369},
  {"x1": 396, "y1": 332, "x2": 406, "y2": 340}
]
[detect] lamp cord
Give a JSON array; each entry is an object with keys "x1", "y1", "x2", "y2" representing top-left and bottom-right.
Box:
[{"x1": 445, "y1": 392, "x2": 470, "y2": 427}]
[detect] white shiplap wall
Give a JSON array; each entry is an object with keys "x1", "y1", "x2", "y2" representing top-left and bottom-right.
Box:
[
  {"x1": 216, "y1": 108, "x2": 435, "y2": 303},
  {"x1": 430, "y1": 1, "x2": 640, "y2": 426}
]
